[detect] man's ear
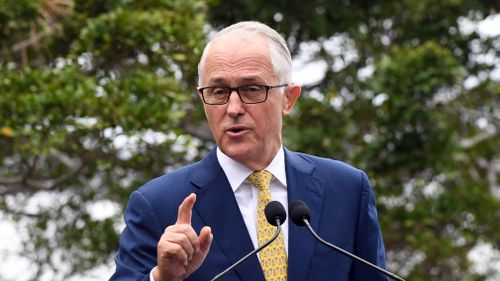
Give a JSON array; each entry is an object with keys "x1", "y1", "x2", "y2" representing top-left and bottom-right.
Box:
[{"x1": 282, "y1": 84, "x2": 301, "y2": 115}]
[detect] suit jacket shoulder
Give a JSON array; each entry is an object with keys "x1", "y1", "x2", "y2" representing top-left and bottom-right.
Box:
[{"x1": 284, "y1": 149, "x2": 388, "y2": 281}]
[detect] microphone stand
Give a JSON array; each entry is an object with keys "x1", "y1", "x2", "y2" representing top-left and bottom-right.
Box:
[
  {"x1": 210, "y1": 218, "x2": 283, "y2": 281},
  {"x1": 303, "y1": 219, "x2": 405, "y2": 281}
]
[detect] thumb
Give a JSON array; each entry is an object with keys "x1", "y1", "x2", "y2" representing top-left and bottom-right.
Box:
[
  {"x1": 198, "y1": 226, "x2": 213, "y2": 255},
  {"x1": 186, "y1": 226, "x2": 212, "y2": 274}
]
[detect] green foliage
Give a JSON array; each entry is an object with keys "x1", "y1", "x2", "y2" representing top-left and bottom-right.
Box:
[
  {"x1": 1, "y1": 0, "x2": 499, "y2": 280},
  {"x1": 208, "y1": 1, "x2": 499, "y2": 280},
  {"x1": 1, "y1": 0, "x2": 208, "y2": 279}
]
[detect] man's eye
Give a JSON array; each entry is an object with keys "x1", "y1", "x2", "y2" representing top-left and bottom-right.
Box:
[
  {"x1": 211, "y1": 88, "x2": 228, "y2": 95},
  {"x1": 242, "y1": 85, "x2": 262, "y2": 93}
]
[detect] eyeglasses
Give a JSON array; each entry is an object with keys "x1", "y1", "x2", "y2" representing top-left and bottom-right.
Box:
[{"x1": 197, "y1": 84, "x2": 288, "y2": 105}]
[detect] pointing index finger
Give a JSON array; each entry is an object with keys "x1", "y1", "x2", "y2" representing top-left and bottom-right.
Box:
[{"x1": 176, "y1": 193, "x2": 196, "y2": 225}]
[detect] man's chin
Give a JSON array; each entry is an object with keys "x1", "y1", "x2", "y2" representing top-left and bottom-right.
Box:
[
  {"x1": 220, "y1": 144, "x2": 255, "y2": 161},
  {"x1": 223, "y1": 146, "x2": 252, "y2": 159},
  {"x1": 220, "y1": 144, "x2": 275, "y2": 170}
]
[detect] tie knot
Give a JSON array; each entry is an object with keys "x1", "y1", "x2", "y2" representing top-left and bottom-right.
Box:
[{"x1": 247, "y1": 170, "x2": 273, "y2": 191}]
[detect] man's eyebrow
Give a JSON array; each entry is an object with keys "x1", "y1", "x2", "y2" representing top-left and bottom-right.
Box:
[
  {"x1": 239, "y1": 77, "x2": 262, "y2": 83},
  {"x1": 208, "y1": 77, "x2": 226, "y2": 84}
]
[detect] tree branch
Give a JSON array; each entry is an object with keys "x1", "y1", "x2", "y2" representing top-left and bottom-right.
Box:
[
  {"x1": 454, "y1": 105, "x2": 500, "y2": 127},
  {"x1": 179, "y1": 119, "x2": 213, "y2": 142},
  {"x1": 0, "y1": 149, "x2": 84, "y2": 196},
  {"x1": 460, "y1": 128, "x2": 498, "y2": 149},
  {"x1": 476, "y1": 157, "x2": 500, "y2": 199}
]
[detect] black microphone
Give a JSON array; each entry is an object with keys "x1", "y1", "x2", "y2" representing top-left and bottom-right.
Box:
[
  {"x1": 289, "y1": 200, "x2": 406, "y2": 281},
  {"x1": 210, "y1": 201, "x2": 287, "y2": 281}
]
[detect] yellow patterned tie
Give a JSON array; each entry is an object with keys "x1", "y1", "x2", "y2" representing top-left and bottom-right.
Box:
[{"x1": 247, "y1": 170, "x2": 287, "y2": 281}]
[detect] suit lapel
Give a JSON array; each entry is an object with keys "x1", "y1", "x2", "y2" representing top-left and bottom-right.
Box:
[
  {"x1": 285, "y1": 149, "x2": 326, "y2": 281},
  {"x1": 190, "y1": 149, "x2": 265, "y2": 281}
]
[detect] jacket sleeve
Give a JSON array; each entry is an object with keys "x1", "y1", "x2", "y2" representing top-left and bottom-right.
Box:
[
  {"x1": 109, "y1": 191, "x2": 163, "y2": 281},
  {"x1": 349, "y1": 171, "x2": 389, "y2": 281}
]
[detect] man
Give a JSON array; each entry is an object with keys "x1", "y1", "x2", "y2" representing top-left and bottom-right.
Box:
[{"x1": 110, "y1": 21, "x2": 388, "y2": 281}]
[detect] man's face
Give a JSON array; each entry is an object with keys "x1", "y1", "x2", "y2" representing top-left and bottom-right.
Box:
[{"x1": 200, "y1": 34, "x2": 300, "y2": 170}]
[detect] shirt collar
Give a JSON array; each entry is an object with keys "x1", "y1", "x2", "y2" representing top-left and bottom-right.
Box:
[{"x1": 216, "y1": 146, "x2": 287, "y2": 192}]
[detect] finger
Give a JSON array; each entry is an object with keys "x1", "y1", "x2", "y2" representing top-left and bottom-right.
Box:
[
  {"x1": 165, "y1": 232, "x2": 196, "y2": 261},
  {"x1": 158, "y1": 232, "x2": 190, "y2": 266},
  {"x1": 198, "y1": 226, "x2": 213, "y2": 256},
  {"x1": 164, "y1": 225, "x2": 200, "y2": 257},
  {"x1": 188, "y1": 226, "x2": 213, "y2": 272},
  {"x1": 165, "y1": 223, "x2": 198, "y2": 243},
  {"x1": 176, "y1": 193, "x2": 196, "y2": 225}
]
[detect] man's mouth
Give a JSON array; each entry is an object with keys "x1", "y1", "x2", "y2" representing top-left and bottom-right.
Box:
[
  {"x1": 226, "y1": 126, "x2": 248, "y2": 136},
  {"x1": 229, "y1": 128, "x2": 245, "y2": 133}
]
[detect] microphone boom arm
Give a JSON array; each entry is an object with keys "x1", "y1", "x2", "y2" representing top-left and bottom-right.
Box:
[
  {"x1": 303, "y1": 219, "x2": 405, "y2": 281},
  {"x1": 210, "y1": 218, "x2": 282, "y2": 281}
]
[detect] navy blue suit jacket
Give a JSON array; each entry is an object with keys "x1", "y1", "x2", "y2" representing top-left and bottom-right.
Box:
[{"x1": 110, "y1": 148, "x2": 388, "y2": 281}]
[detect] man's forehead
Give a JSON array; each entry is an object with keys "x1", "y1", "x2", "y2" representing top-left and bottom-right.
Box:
[
  {"x1": 200, "y1": 32, "x2": 277, "y2": 84},
  {"x1": 209, "y1": 32, "x2": 268, "y2": 53},
  {"x1": 207, "y1": 76, "x2": 267, "y2": 84}
]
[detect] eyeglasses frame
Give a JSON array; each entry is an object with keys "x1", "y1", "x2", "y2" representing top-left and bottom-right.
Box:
[{"x1": 197, "y1": 84, "x2": 288, "y2": 105}]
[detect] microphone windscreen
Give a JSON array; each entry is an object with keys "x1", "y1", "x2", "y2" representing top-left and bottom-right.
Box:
[
  {"x1": 264, "y1": 201, "x2": 287, "y2": 226},
  {"x1": 289, "y1": 200, "x2": 311, "y2": 226}
]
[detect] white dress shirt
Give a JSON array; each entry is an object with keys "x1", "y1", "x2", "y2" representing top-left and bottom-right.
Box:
[
  {"x1": 150, "y1": 146, "x2": 288, "y2": 280},
  {"x1": 216, "y1": 146, "x2": 289, "y2": 254}
]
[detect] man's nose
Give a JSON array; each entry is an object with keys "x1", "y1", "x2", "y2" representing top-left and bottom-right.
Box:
[{"x1": 226, "y1": 89, "x2": 245, "y2": 116}]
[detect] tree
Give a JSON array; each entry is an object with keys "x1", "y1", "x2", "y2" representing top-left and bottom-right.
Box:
[
  {"x1": 1, "y1": 0, "x2": 499, "y2": 280},
  {"x1": 1, "y1": 0, "x2": 208, "y2": 280},
  {"x1": 208, "y1": 1, "x2": 499, "y2": 280}
]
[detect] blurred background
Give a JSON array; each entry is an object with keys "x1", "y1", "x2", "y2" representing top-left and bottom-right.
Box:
[{"x1": 0, "y1": 0, "x2": 499, "y2": 280}]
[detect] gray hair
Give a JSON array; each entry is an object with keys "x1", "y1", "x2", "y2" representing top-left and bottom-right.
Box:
[{"x1": 197, "y1": 21, "x2": 292, "y2": 85}]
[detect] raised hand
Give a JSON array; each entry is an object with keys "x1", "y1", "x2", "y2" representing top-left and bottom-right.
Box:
[{"x1": 153, "y1": 193, "x2": 213, "y2": 281}]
